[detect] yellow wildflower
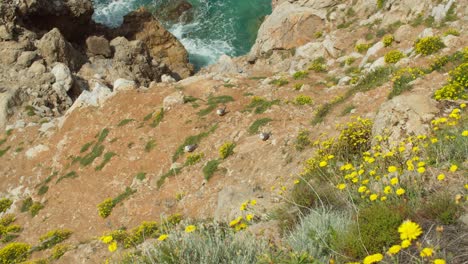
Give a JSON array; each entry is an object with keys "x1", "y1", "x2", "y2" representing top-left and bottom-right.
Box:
[
  {"x1": 185, "y1": 225, "x2": 197, "y2": 233},
  {"x1": 417, "y1": 167, "x2": 426, "y2": 174},
  {"x1": 381, "y1": 196, "x2": 387, "y2": 201},
  {"x1": 327, "y1": 155, "x2": 335, "y2": 159},
  {"x1": 396, "y1": 188, "x2": 405, "y2": 196},
  {"x1": 108, "y1": 241, "x2": 117, "y2": 252},
  {"x1": 387, "y1": 245, "x2": 401, "y2": 255},
  {"x1": 100, "y1": 235, "x2": 113, "y2": 244},
  {"x1": 420, "y1": 247, "x2": 434, "y2": 258},
  {"x1": 401, "y1": 239, "x2": 411, "y2": 248},
  {"x1": 433, "y1": 259, "x2": 446, "y2": 264},
  {"x1": 337, "y1": 183, "x2": 346, "y2": 190},
  {"x1": 384, "y1": 186, "x2": 392, "y2": 194},
  {"x1": 431, "y1": 138, "x2": 438, "y2": 143},
  {"x1": 240, "y1": 202, "x2": 247, "y2": 211},
  {"x1": 449, "y1": 164, "x2": 458, "y2": 172},
  {"x1": 319, "y1": 161, "x2": 328, "y2": 167},
  {"x1": 250, "y1": 199, "x2": 257, "y2": 206},
  {"x1": 294, "y1": 179, "x2": 300, "y2": 184},
  {"x1": 358, "y1": 186, "x2": 367, "y2": 193},
  {"x1": 398, "y1": 146, "x2": 406, "y2": 152},
  {"x1": 398, "y1": 220, "x2": 422, "y2": 241},
  {"x1": 437, "y1": 174, "x2": 445, "y2": 181},
  {"x1": 229, "y1": 216, "x2": 242, "y2": 227},
  {"x1": 157, "y1": 234, "x2": 168, "y2": 241},
  {"x1": 462, "y1": 130, "x2": 468, "y2": 136},
  {"x1": 388, "y1": 166, "x2": 397, "y2": 173},
  {"x1": 246, "y1": 214, "x2": 254, "y2": 221},
  {"x1": 370, "y1": 194, "x2": 378, "y2": 201},
  {"x1": 390, "y1": 177, "x2": 399, "y2": 185},
  {"x1": 460, "y1": 103, "x2": 466, "y2": 109},
  {"x1": 363, "y1": 253, "x2": 383, "y2": 264}
]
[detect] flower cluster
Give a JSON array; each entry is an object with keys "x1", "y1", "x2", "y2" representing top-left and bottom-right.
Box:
[
  {"x1": 382, "y1": 34, "x2": 394, "y2": 47},
  {"x1": 229, "y1": 200, "x2": 257, "y2": 231},
  {"x1": 434, "y1": 63, "x2": 468, "y2": 100},
  {"x1": 384, "y1": 50, "x2": 405, "y2": 64},
  {"x1": 355, "y1": 43, "x2": 371, "y2": 53},
  {"x1": 414, "y1": 36, "x2": 445, "y2": 56}
]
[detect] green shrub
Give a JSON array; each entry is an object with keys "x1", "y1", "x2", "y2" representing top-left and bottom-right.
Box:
[
  {"x1": 287, "y1": 210, "x2": 351, "y2": 263},
  {"x1": 117, "y1": 119, "x2": 134, "y2": 127},
  {"x1": 444, "y1": 28, "x2": 460, "y2": 36},
  {"x1": 269, "y1": 78, "x2": 289, "y2": 87},
  {"x1": 314, "y1": 31, "x2": 323, "y2": 38},
  {"x1": 333, "y1": 203, "x2": 406, "y2": 260},
  {"x1": 292, "y1": 71, "x2": 308, "y2": 80},
  {"x1": 294, "y1": 83, "x2": 303, "y2": 90},
  {"x1": 244, "y1": 97, "x2": 280, "y2": 114},
  {"x1": 150, "y1": 108, "x2": 164, "y2": 128},
  {"x1": 293, "y1": 95, "x2": 313, "y2": 106},
  {"x1": 345, "y1": 57, "x2": 356, "y2": 66},
  {"x1": 384, "y1": 50, "x2": 405, "y2": 64},
  {"x1": 355, "y1": 43, "x2": 371, "y2": 53},
  {"x1": 37, "y1": 185, "x2": 48, "y2": 196},
  {"x1": 248, "y1": 118, "x2": 272, "y2": 134},
  {"x1": 145, "y1": 139, "x2": 156, "y2": 153},
  {"x1": 131, "y1": 224, "x2": 268, "y2": 263},
  {"x1": 414, "y1": 36, "x2": 445, "y2": 56},
  {"x1": 172, "y1": 124, "x2": 218, "y2": 162},
  {"x1": 38, "y1": 229, "x2": 72, "y2": 250},
  {"x1": 203, "y1": 160, "x2": 220, "y2": 181},
  {"x1": 0, "y1": 199, "x2": 12, "y2": 214},
  {"x1": 124, "y1": 221, "x2": 159, "y2": 248},
  {"x1": 29, "y1": 202, "x2": 44, "y2": 217},
  {"x1": 377, "y1": 0, "x2": 386, "y2": 9},
  {"x1": 95, "y1": 152, "x2": 116, "y2": 171},
  {"x1": 51, "y1": 244, "x2": 69, "y2": 260},
  {"x1": 135, "y1": 172, "x2": 146, "y2": 181},
  {"x1": 20, "y1": 198, "x2": 33, "y2": 213},
  {"x1": 0, "y1": 242, "x2": 31, "y2": 264},
  {"x1": 434, "y1": 63, "x2": 468, "y2": 100},
  {"x1": 308, "y1": 57, "x2": 327, "y2": 72},
  {"x1": 97, "y1": 198, "x2": 114, "y2": 218},
  {"x1": 382, "y1": 34, "x2": 394, "y2": 47},
  {"x1": 219, "y1": 142, "x2": 235, "y2": 159},
  {"x1": 197, "y1": 96, "x2": 234, "y2": 116},
  {"x1": 185, "y1": 153, "x2": 204, "y2": 166},
  {"x1": 420, "y1": 192, "x2": 461, "y2": 224},
  {"x1": 295, "y1": 130, "x2": 312, "y2": 151},
  {"x1": 389, "y1": 67, "x2": 425, "y2": 98}
]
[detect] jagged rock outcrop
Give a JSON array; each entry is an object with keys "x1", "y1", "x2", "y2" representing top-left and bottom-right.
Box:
[
  {"x1": 250, "y1": 1, "x2": 328, "y2": 57},
  {"x1": 0, "y1": 1, "x2": 193, "y2": 129},
  {"x1": 36, "y1": 28, "x2": 86, "y2": 71},
  {"x1": 113, "y1": 8, "x2": 194, "y2": 79},
  {"x1": 372, "y1": 94, "x2": 439, "y2": 146}
]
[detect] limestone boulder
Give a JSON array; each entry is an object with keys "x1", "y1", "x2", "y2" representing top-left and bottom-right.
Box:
[
  {"x1": 36, "y1": 28, "x2": 86, "y2": 71},
  {"x1": 86, "y1": 36, "x2": 112, "y2": 58},
  {"x1": 372, "y1": 93, "x2": 439, "y2": 146},
  {"x1": 250, "y1": 1, "x2": 327, "y2": 56},
  {"x1": 114, "y1": 9, "x2": 193, "y2": 79}
]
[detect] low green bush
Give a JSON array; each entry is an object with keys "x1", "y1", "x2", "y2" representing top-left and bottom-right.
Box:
[
  {"x1": 219, "y1": 142, "x2": 235, "y2": 160},
  {"x1": 384, "y1": 50, "x2": 405, "y2": 64},
  {"x1": 414, "y1": 36, "x2": 445, "y2": 56},
  {"x1": 0, "y1": 242, "x2": 31, "y2": 264}
]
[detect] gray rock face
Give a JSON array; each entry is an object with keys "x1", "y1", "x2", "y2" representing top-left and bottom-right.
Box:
[
  {"x1": 372, "y1": 93, "x2": 439, "y2": 146},
  {"x1": 51, "y1": 63, "x2": 73, "y2": 93},
  {"x1": 86, "y1": 36, "x2": 112, "y2": 58}
]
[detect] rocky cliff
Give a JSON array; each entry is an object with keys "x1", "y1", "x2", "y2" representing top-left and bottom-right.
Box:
[{"x1": 0, "y1": 0, "x2": 467, "y2": 263}]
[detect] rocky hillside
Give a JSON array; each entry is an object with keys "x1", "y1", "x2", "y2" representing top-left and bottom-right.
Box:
[{"x1": 0, "y1": 0, "x2": 467, "y2": 263}]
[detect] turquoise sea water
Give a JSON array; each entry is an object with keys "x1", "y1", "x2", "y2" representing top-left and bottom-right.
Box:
[{"x1": 92, "y1": 0, "x2": 272, "y2": 69}]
